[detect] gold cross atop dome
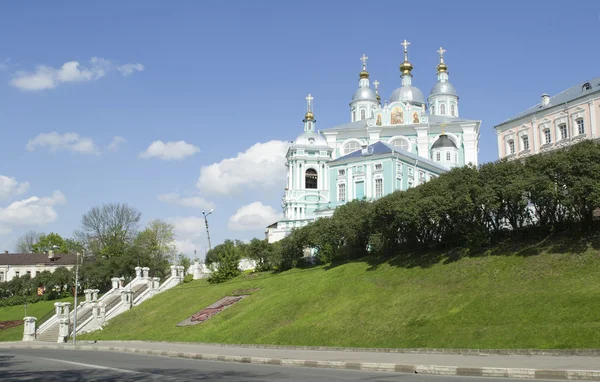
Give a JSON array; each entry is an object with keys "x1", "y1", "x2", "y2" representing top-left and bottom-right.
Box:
[
  {"x1": 304, "y1": 94, "x2": 314, "y2": 121},
  {"x1": 306, "y1": 93, "x2": 313, "y2": 111},
  {"x1": 436, "y1": 46, "x2": 448, "y2": 73},
  {"x1": 359, "y1": 53, "x2": 370, "y2": 79},
  {"x1": 373, "y1": 80, "x2": 379, "y2": 91},
  {"x1": 400, "y1": 39, "x2": 413, "y2": 75},
  {"x1": 437, "y1": 46, "x2": 446, "y2": 59},
  {"x1": 360, "y1": 54, "x2": 368, "y2": 70}
]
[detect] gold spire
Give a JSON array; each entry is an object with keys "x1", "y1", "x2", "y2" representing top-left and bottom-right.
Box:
[
  {"x1": 399, "y1": 39, "x2": 413, "y2": 75},
  {"x1": 440, "y1": 123, "x2": 447, "y2": 135},
  {"x1": 373, "y1": 80, "x2": 381, "y2": 103},
  {"x1": 304, "y1": 93, "x2": 314, "y2": 121},
  {"x1": 436, "y1": 46, "x2": 448, "y2": 73},
  {"x1": 359, "y1": 53, "x2": 369, "y2": 79}
]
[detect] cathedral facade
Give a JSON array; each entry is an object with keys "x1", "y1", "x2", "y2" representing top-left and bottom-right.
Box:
[{"x1": 266, "y1": 41, "x2": 481, "y2": 243}]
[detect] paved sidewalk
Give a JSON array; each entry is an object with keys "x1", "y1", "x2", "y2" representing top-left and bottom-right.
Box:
[{"x1": 2, "y1": 340, "x2": 600, "y2": 380}]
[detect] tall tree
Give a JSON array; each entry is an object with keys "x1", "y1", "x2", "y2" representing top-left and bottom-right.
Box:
[
  {"x1": 75, "y1": 203, "x2": 142, "y2": 257},
  {"x1": 14, "y1": 230, "x2": 43, "y2": 253},
  {"x1": 134, "y1": 219, "x2": 177, "y2": 279}
]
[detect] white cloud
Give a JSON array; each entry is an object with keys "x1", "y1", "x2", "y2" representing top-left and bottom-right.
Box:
[
  {"x1": 140, "y1": 140, "x2": 200, "y2": 161},
  {"x1": 0, "y1": 191, "x2": 66, "y2": 235},
  {"x1": 108, "y1": 136, "x2": 127, "y2": 152},
  {"x1": 228, "y1": 202, "x2": 282, "y2": 231},
  {"x1": 0, "y1": 176, "x2": 30, "y2": 201},
  {"x1": 10, "y1": 57, "x2": 143, "y2": 91},
  {"x1": 167, "y1": 216, "x2": 207, "y2": 257},
  {"x1": 158, "y1": 193, "x2": 214, "y2": 210},
  {"x1": 197, "y1": 140, "x2": 289, "y2": 196},
  {"x1": 117, "y1": 63, "x2": 144, "y2": 77},
  {"x1": 26, "y1": 131, "x2": 99, "y2": 155}
]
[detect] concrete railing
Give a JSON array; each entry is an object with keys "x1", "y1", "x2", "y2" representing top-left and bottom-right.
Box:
[{"x1": 28, "y1": 264, "x2": 185, "y2": 341}]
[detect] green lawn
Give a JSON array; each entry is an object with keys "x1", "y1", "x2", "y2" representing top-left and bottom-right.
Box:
[
  {"x1": 0, "y1": 297, "x2": 74, "y2": 342},
  {"x1": 52, "y1": 238, "x2": 600, "y2": 348}
]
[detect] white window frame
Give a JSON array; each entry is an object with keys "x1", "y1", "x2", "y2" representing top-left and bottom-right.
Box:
[
  {"x1": 387, "y1": 136, "x2": 412, "y2": 152},
  {"x1": 338, "y1": 169, "x2": 346, "y2": 176},
  {"x1": 374, "y1": 162, "x2": 383, "y2": 172},
  {"x1": 408, "y1": 167, "x2": 414, "y2": 176},
  {"x1": 374, "y1": 177, "x2": 384, "y2": 198},
  {"x1": 576, "y1": 118, "x2": 585, "y2": 135},
  {"x1": 559, "y1": 123, "x2": 568, "y2": 140},
  {"x1": 543, "y1": 128, "x2": 551, "y2": 144},
  {"x1": 337, "y1": 182, "x2": 346, "y2": 202},
  {"x1": 522, "y1": 135, "x2": 529, "y2": 151},
  {"x1": 508, "y1": 139, "x2": 515, "y2": 154},
  {"x1": 440, "y1": 103, "x2": 446, "y2": 115},
  {"x1": 446, "y1": 151, "x2": 451, "y2": 161},
  {"x1": 340, "y1": 139, "x2": 364, "y2": 156}
]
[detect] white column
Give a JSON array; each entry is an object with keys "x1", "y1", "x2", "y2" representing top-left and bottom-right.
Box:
[
  {"x1": 22, "y1": 317, "x2": 36, "y2": 341},
  {"x1": 531, "y1": 119, "x2": 539, "y2": 154},
  {"x1": 415, "y1": 126, "x2": 429, "y2": 159},
  {"x1": 135, "y1": 267, "x2": 142, "y2": 279},
  {"x1": 347, "y1": 168, "x2": 353, "y2": 200},
  {"x1": 84, "y1": 289, "x2": 92, "y2": 303},
  {"x1": 590, "y1": 100, "x2": 597, "y2": 138},
  {"x1": 170, "y1": 265, "x2": 177, "y2": 278},
  {"x1": 142, "y1": 267, "x2": 150, "y2": 279},
  {"x1": 366, "y1": 164, "x2": 372, "y2": 198},
  {"x1": 58, "y1": 318, "x2": 69, "y2": 343},
  {"x1": 111, "y1": 277, "x2": 120, "y2": 290},
  {"x1": 296, "y1": 163, "x2": 301, "y2": 190},
  {"x1": 92, "y1": 289, "x2": 99, "y2": 301}
]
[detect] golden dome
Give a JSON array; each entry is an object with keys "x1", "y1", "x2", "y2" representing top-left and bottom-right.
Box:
[
  {"x1": 400, "y1": 60, "x2": 413, "y2": 75},
  {"x1": 437, "y1": 62, "x2": 448, "y2": 73},
  {"x1": 359, "y1": 70, "x2": 369, "y2": 79},
  {"x1": 304, "y1": 110, "x2": 314, "y2": 121}
]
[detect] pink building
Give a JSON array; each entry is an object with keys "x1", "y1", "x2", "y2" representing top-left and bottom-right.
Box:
[{"x1": 494, "y1": 77, "x2": 600, "y2": 160}]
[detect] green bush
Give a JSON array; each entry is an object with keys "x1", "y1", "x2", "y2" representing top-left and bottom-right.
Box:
[{"x1": 182, "y1": 274, "x2": 194, "y2": 283}]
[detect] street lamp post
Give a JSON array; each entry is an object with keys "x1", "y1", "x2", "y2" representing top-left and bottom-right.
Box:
[
  {"x1": 72, "y1": 251, "x2": 81, "y2": 345},
  {"x1": 201, "y1": 209, "x2": 213, "y2": 251}
]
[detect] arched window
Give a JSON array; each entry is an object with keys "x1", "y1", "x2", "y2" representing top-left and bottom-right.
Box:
[
  {"x1": 352, "y1": 111, "x2": 356, "y2": 122},
  {"x1": 440, "y1": 104, "x2": 446, "y2": 115},
  {"x1": 370, "y1": 110, "x2": 374, "y2": 119},
  {"x1": 583, "y1": 82, "x2": 592, "y2": 91},
  {"x1": 431, "y1": 105, "x2": 435, "y2": 115},
  {"x1": 343, "y1": 141, "x2": 361, "y2": 155},
  {"x1": 451, "y1": 104, "x2": 456, "y2": 116},
  {"x1": 446, "y1": 151, "x2": 451, "y2": 161},
  {"x1": 305, "y1": 169, "x2": 318, "y2": 189},
  {"x1": 360, "y1": 109, "x2": 366, "y2": 120},
  {"x1": 390, "y1": 138, "x2": 410, "y2": 151},
  {"x1": 436, "y1": 152, "x2": 441, "y2": 162}
]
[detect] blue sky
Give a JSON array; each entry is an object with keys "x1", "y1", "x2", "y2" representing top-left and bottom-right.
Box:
[{"x1": 1, "y1": 0, "x2": 599, "y2": 257}]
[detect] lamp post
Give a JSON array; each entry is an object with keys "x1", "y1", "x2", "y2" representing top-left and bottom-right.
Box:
[
  {"x1": 201, "y1": 209, "x2": 213, "y2": 251},
  {"x1": 72, "y1": 251, "x2": 81, "y2": 345}
]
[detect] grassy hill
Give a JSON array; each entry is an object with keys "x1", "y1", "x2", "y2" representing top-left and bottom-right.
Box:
[
  {"x1": 0, "y1": 298, "x2": 73, "y2": 342},
  {"x1": 67, "y1": 237, "x2": 600, "y2": 348}
]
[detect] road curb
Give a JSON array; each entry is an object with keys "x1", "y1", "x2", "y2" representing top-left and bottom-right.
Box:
[
  {"x1": 3, "y1": 343, "x2": 600, "y2": 380},
  {"x1": 91, "y1": 340, "x2": 600, "y2": 357}
]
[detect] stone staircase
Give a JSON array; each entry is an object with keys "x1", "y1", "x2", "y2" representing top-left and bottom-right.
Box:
[
  {"x1": 35, "y1": 321, "x2": 60, "y2": 342},
  {"x1": 25, "y1": 265, "x2": 186, "y2": 343}
]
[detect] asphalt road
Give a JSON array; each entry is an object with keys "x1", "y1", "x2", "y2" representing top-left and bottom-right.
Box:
[{"x1": 0, "y1": 348, "x2": 558, "y2": 382}]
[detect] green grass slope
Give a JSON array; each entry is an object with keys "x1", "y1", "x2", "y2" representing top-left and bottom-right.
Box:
[
  {"x1": 0, "y1": 298, "x2": 73, "y2": 342},
  {"x1": 79, "y1": 239, "x2": 600, "y2": 348}
]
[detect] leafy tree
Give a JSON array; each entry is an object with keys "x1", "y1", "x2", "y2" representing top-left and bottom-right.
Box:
[
  {"x1": 208, "y1": 245, "x2": 241, "y2": 284},
  {"x1": 134, "y1": 219, "x2": 176, "y2": 278},
  {"x1": 31, "y1": 232, "x2": 69, "y2": 254}
]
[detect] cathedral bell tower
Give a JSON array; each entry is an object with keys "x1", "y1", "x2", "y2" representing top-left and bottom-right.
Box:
[
  {"x1": 282, "y1": 95, "x2": 333, "y2": 224},
  {"x1": 349, "y1": 54, "x2": 378, "y2": 122}
]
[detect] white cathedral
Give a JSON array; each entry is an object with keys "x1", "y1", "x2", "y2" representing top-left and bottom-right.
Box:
[{"x1": 266, "y1": 41, "x2": 481, "y2": 243}]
